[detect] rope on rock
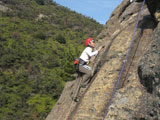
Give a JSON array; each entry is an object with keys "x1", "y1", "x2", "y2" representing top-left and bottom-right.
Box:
[
  {"x1": 103, "y1": 0, "x2": 146, "y2": 119},
  {"x1": 65, "y1": 74, "x2": 82, "y2": 120}
]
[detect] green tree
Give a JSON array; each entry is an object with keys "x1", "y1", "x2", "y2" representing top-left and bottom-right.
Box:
[
  {"x1": 0, "y1": 0, "x2": 103, "y2": 119},
  {"x1": 55, "y1": 34, "x2": 66, "y2": 44}
]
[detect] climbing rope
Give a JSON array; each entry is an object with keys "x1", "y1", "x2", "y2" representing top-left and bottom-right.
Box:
[
  {"x1": 65, "y1": 74, "x2": 82, "y2": 120},
  {"x1": 103, "y1": 0, "x2": 146, "y2": 119}
]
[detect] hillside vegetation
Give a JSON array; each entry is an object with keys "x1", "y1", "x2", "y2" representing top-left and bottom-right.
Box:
[{"x1": 0, "y1": 0, "x2": 103, "y2": 119}]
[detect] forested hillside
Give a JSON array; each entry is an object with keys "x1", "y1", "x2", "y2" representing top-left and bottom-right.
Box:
[{"x1": 0, "y1": 0, "x2": 103, "y2": 119}]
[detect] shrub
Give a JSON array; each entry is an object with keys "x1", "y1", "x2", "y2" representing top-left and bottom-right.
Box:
[{"x1": 55, "y1": 34, "x2": 66, "y2": 44}]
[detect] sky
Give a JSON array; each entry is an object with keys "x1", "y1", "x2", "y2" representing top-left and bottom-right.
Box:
[{"x1": 54, "y1": 0, "x2": 123, "y2": 24}]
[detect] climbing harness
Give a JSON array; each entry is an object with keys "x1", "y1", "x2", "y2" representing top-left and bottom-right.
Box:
[
  {"x1": 103, "y1": 0, "x2": 146, "y2": 119},
  {"x1": 74, "y1": 58, "x2": 87, "y2": 72},
  {"x1": 74, "y1": 58, "x2": 80, "y2": 72}
]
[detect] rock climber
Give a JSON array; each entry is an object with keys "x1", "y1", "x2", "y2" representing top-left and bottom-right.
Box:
[
  {"x1": 72, "y1": 38, "x2": 103, "y2": 101},
  {"x1": 78, "y1": 38, "x2": 103, "y2": 87}
]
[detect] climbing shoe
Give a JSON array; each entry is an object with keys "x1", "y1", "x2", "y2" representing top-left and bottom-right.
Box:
[{"x1": 72, "y1": 96, "x2": 79, "y2": 102}]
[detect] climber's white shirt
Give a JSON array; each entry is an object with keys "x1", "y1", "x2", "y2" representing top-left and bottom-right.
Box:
[{"x1": 80, "y1": 47, "x2": 98, "y2": 62}]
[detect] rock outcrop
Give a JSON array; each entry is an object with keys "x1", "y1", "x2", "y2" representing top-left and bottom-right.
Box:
[
  {"x1": 46, "y1": 0, "x2": 160, "y2": 119},
  {"x1": 138, "y1": 22, "x2": 160, "y2": 120},
  {"x1": 0, "y1": 1, "x2": 10, "y2": 12},
  {"x1": 146, "y1": 0, "x2": 160, "y2": 22}
]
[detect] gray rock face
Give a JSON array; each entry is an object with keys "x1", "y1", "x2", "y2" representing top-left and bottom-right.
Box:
[
  {"x1": 145, "y1": 0, "x2": 160, "y2": 22},
  {"x1": 139, "y1": 23, "x2": 160, "y2": 95},
  {"x1": 120, "y1": 2, "x2": 142, "y2": 22},
  {"x1": 138, "y1": 23, "x2": 160, "y2": 119}
]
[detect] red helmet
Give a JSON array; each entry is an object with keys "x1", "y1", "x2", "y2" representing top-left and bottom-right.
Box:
[{"x1": 85, "y1": 38, "x2": 93, "y2": 46}]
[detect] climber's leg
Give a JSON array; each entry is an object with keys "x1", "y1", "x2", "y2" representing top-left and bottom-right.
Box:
[
  {"x1": 79, "y1": 65, "x2": 92, "y2": 87},
  {"x1": 71, "y1": 73, "x2": 83, "y2": 102}
]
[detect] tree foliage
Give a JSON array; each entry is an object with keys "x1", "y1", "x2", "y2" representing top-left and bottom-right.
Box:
[{"x1": 0, "y1": 0, "x2": 103, "y2": 119}]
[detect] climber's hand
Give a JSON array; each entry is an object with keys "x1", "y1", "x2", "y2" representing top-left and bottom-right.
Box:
[{"x1": 98, "y1": 46, "x2": 104, "y2": 52}]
